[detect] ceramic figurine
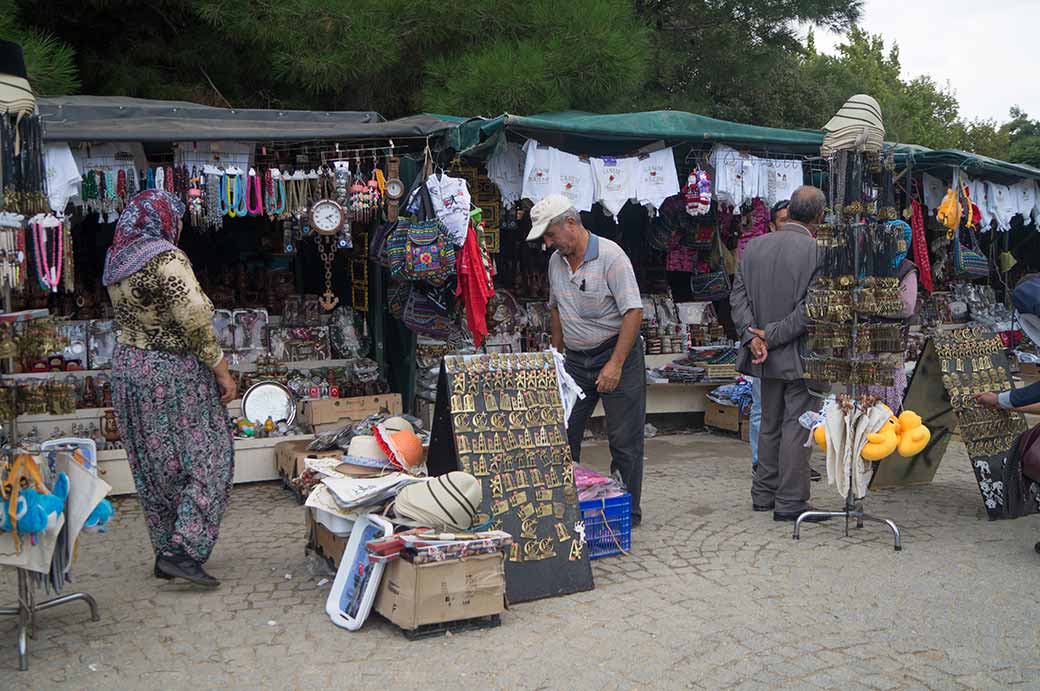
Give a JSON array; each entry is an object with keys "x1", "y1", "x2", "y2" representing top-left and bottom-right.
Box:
[{"x1": 102, "y1": 410, "x2": 120, "y2": 443}]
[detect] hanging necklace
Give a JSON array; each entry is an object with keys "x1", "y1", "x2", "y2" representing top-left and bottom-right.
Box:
[
  {"x1": 246, "y1": 168, "x2": 263, "y2": 216},
  {"x1": 234, "y1": 173, "x2": 248, "y2": 217},
  {"x1": 32, "y1": 218, "x2": 63, "y2": 292},
  {"x1": 227, "y1": 173, "x2": 239, "y2": 218},
  {"x1": 154, "y1": 167, "x2": 164, "y2": 192},
  {"x1": 218, "y1": 173, "x2": 231, "y2": 217}
]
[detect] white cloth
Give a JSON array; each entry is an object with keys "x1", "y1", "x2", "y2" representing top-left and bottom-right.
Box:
[
  {"x1": 550, "y1": 347, "x2": 585, "y2": 428},
  {"x1": 922, "y1": 173, "x2": 946, "y2": 212},
  {"x1": 486, "y1": 142, "x2": 525, "y2": 209},
  {"x1": 556, "y1": 150, "x2": 595, "y2": 212},
  {"x1": 987, "y1": 182, "x2": 1016, "y2": 231},
  {"x1": 765, "y1": 159, "x2": 804, "y2": 205},
  {"x1": 708, "y1": 144, "x2": 770, "y2": 206},
  {"x1": 522, "y1": 139, "x2": 557, "y2": 203},
  {"x1": 1013, "y1": 180, "x2": 1038, "y2": 225},
  {"x1": 966, "y1": 178, "x2": 993, "y2": 229},
  {"x1": 174, "y1": 141, "x2": 253, "y2": 172},
  {"x1": 426, "y1": 173, "x2": 472, "y2": 246},
  {"x1": 635, "y1": 148, "x2": 680, "y2": 213},
  {"x1": 590, "y1": 155, "x2": 638, "y2": 219},
  {"x1": 43, "y1": 143, "x2": 81, "y2": 214}
]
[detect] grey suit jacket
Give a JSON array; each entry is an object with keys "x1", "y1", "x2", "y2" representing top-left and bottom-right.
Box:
[{"x1": 730, "y1": 223, "x2": 819, "y2": 381}]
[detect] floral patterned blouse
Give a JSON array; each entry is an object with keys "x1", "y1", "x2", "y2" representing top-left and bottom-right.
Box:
[{"x1": 107, "y1": 250, "x2": 223, "y2": 367}]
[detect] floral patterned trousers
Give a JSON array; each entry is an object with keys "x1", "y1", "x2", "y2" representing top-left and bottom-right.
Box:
[{"x1": 111, "y1": 345, "x2": 235, "y2": 563}]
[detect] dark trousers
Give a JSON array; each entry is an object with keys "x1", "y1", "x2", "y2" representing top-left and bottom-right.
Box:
[
  {"x1": 752, "y1": 378, "x2": 815, "y2": 513},
  {"x1": 565, "y1": 338, "x2": 646, "y2": 522}
]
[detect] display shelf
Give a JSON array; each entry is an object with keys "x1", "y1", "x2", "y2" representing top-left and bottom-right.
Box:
[
  {"x1": 1, "y1": 369, "x2": 111, "y2": 381},
  {"x1": 231, "y1": 358, "x2": 354, "y2": 373},
  {"x1": 95, "y1": 433, "x2": 317, "y2": 495}
]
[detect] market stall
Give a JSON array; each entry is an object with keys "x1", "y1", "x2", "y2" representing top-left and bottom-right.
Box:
[{"x1": 1, "y1": 96, "x2": 463, "y2": 494}]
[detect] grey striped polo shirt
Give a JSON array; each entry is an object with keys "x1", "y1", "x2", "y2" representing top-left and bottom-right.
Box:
[{"x1": 548, "y1": 233, "x2": 643, "y2": 351}]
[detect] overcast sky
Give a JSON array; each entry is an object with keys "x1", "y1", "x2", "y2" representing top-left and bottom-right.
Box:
[{"x1": 808, "y1": 0, "x2": 1037, "y2": 124}]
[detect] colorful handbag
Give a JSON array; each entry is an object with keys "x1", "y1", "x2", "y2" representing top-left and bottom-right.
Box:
[
  {"x1": 951, "y1": 225, "x2": 989, "y2": 279},
  {"x1": 402, "y1": 290, "x2": 455, "y2": 340},
  {"x1": 690, "y1": 270, "x2": 731, "y2": 302},
  {"x1": 385, "y1": 218, "x2": 456, "y2": 284}
]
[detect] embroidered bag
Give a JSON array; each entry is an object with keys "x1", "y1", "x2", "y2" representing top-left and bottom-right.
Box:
[
  {"x1": 385, "y1": 218, "x2": 456, "y2": 284},
  {"x1": 951, "y1": 225, "x2": 989, "y2": 279},
  {"x1": 690, "y1": 270, "x2": 731, "y2": 302},
  {"x1": 402, "y1": 289, "x2": 455, "y2": 339}
]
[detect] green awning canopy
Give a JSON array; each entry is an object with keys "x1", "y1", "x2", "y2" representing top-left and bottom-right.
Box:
[
  {"x1": 890, "y1": 145, "x2": 1040, "y2": 184},
  {"x1": 453, "y1": 110, "x2": 825, "y2": 157}
]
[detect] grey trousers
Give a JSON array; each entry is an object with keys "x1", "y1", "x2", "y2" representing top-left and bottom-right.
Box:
[
  {"x1": 565, "y1": 339, "x2": 646, "y2": 523},
  {"x1": 752, "y1": 377, "x2": 815, "y2": 513}
]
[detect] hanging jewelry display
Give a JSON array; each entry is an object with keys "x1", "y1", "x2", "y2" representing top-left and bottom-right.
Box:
[
  {"x1": 1, "y1": 112, "x2": 47, "y2": 214},
  {"x1": 207, "y1": 170, "x2": 225, "y2": 227},
  {"x1": 29, "y1": 214, "x2": 63, "y2": 293},
  {"x1": 246, "y1": 168, "x2": 264, "y2": 216},
  {"x1": 0, "y1": 211, "x2": 26, "y2": 290},
  {"x1": 62, "y1": 219, "x2": 74, "y2": 292},
  {"x1": 316, "y1": 235, "x2": 339, "y2": 311}
]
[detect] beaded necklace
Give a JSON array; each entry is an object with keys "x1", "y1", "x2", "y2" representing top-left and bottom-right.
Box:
[
  {"x1": 234, "y1": 173, "x2": 249, "y2": 217},
  {"x1": 246, "y1": 169, "x2": 263, "y2": 216},
  {"x1": 205, "y1": 173, "x2": 223, "y2": 228},
  {"x1": 218, "y1": 173, "x2": 231, "y2": 217},
  {"x1": 31, "y1": 218, "x2": 63, "y2": 292},
  {"x1": 227, "y1": 173, "x2": 239, "y2": 218},
  {"x1": 164, "y1": 166, "x2": 174, "y2": 193}
]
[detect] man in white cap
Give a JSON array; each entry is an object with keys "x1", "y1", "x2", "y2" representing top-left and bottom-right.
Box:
[{"x1": 528, "y1": 195, "x2": 646, "y2": 525}]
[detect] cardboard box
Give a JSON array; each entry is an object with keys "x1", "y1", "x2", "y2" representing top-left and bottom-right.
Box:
[
  {"x1": 307, "y1": 511, "x2": 348, "y2": 568},
  {"x1": 302, "y1": 394, "x2": 403, "y2": 433},
  {"x1": 374, "y1": 552, "x2": 506, "y2": 630},
  {"x1": 1020, "y1": 361, "x2": 1039, "y2": 380},
  {"x1": 740, "y1": 414, "x2": 751, "y2": 442},
  {"x1": 705, "y1": 401, "x2": 741, "y2": 433},
  {"x1": 275, "y1": 440, "x2": 340, "y2": 483}
]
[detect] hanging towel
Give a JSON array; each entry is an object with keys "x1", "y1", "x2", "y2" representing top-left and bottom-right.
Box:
[{"x1": 455, "y1": 222, "x2": 495, "y2": 348}]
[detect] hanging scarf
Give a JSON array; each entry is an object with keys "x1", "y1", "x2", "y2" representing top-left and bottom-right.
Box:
[
  {"x1": 455, "y1": 221, "x2": 495, "y2": 348},
  {"x1": 886, "y1": 220, "x2": 913, "y2": 269},
  {"x1": 910, "y1": 198, "x2": 934, "y2": 292},
  {"x1": 102, "y1": 189, "x2": 186, "y2": 286}
]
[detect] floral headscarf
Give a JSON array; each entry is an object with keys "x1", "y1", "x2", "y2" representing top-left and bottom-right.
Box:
[{"x1": 102, "y1": 190, "x2": 186, "y2": 286}]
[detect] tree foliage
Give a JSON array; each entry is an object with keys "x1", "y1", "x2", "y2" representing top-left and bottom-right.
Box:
[
  {"x1": 6, "y1": 0, "x2": 1037, "y2": 168},
  {"x1": 0, "y1": 0, "x2": 79, "y2": 96}
]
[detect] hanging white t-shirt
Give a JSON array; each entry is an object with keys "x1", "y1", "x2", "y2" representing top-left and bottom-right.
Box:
[
  {"x1": 486, "y1": 142, "x2": 525, "y2": 209},
  {"x1": 987, "y1": 182, "x2": 1016, "y2": 231},
  {"x1": 1013, "y1": 180, "x2": 1038, "y2": 225},
  {"x1": 965, "y1": 178, "x2": 992, "y2": 229},
  {"x1": 635, "y1": 148, "x2": 680, "y2": 214},
  {"x1": 708, "y1": 144, "x2": 741, "y2": 205},
  {"x1": 766, "y1": 159, "x2": 804, "y2": 206},
  {"x1": 426, "y1": 173, "x2": 471, "y2": 246},
  {"x1": 922, "y1": 173, "x2": 946, "y2": 212},
  {"x1": 521, "y1": 139, "x2": 557, "y2": 203},
  {"x1": 555, "y1": 151, "x2": 595, "y2": 212},
  {"x1": 44, "y1": 143, "x2": 81, "y2": 214},
  {"x1": 590, "y1": 156, "x2": 638, "y2": 219}
]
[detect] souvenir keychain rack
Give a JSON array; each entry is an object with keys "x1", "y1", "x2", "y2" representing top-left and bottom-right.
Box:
[{"x1": 793, "y1": 149, "x2": 902, "y2": 551}]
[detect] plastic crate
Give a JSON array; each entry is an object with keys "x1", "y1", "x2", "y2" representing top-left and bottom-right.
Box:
[{"x1": 579, "y1": 493, "x2": 632, "y2": 559}]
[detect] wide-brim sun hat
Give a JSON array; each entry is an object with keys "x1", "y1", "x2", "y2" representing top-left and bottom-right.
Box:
[
  {"x1": 0, "y1": 40, "x2": 35, "y2": 116},
  {"x1": 393, "y1": 472, "x2": 482, "y2": 531}
]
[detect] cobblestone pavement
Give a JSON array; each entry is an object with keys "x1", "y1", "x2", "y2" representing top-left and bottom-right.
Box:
[{"x1": 2, "y1": 433, "x2": 1040, "y2": 690}]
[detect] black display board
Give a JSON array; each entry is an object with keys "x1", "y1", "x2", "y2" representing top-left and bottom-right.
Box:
[
  {"x1": 426, "y1": 352, "x2": 594, "y2": 603},
  {"x1": 936, "y1": 328, "x2": 1034, "y2": 519},
  {"x1": 870, "y1": 339, "x2": 957, "y2": 489}
]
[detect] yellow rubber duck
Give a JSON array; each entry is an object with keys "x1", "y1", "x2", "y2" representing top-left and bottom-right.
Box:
[
  {"x1": 813, "y1": 425, "x2": 827, "y2": 451},
  {"x1": 896, "y1": 410, "x2": 931, "y2": 457},
  {"x1": 861, "y1": 417, "x2": 900, "y2": 461}
]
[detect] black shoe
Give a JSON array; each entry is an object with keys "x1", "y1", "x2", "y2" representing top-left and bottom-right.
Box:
[
  {"x1": 156, "y1": 556, "x2": 221, "y2": 588},
  {"x1": 753, "y1": 502, "x2": 774, "y2": 512},
  {"x1": 154, "y1": 556, "x2": 174, "y2": 580},
  {"x1": 773, "y1": 507, "x2": 832, "y2": 522},
  {"x1": 810, "y1": 468, "x2": 822, "y2": 482}
]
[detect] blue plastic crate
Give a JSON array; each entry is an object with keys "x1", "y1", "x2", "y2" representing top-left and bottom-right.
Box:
[{"x1": 579, "y1": 493, "x2": 631, "y2": 559}]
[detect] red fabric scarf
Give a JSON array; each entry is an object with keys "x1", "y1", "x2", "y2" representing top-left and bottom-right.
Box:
[
  {"x1": 910, "y1": 199, "x2": 934, "y2": 293},
  {"x1": 455, "y1": 222, "x2": 495, "y2": 348}
]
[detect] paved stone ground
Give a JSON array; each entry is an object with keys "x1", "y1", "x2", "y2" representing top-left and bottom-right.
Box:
[{"x1": 2, "y1": 433, "x2": 1040, "y2": 690}]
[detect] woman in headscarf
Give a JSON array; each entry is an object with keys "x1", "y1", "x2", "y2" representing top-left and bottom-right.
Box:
[
  {"x1": 105, "y1": 190, "x2": 237, "y2": 588},
  {"x1": 865, "y1": 220, "x2": 918, "y2": 413}
]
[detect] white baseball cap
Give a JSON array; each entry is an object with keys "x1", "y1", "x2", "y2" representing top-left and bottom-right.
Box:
[{"x1": 526, "y1": 194, "x2": 575, "y2": 242}]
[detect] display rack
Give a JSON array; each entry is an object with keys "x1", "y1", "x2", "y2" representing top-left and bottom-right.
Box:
[
  {"x1": 1, "y1": 564, "x2": 100, "y2": 671},
  {"x1": 793, "y1": 166, "x2": 902, "y2": 551}
]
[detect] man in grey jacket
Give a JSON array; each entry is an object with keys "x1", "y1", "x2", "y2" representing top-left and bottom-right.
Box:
[{"x1": 730, "y1": 185, "x2": 829, "y2": 522}]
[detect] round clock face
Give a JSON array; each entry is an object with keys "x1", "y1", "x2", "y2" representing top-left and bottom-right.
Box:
[
  {"x1": 386, "y1": 178, "x2": 404, "y2": 201},
  {"x1": 309, "y1": 199, "x2": 344, "y2": 235}
]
